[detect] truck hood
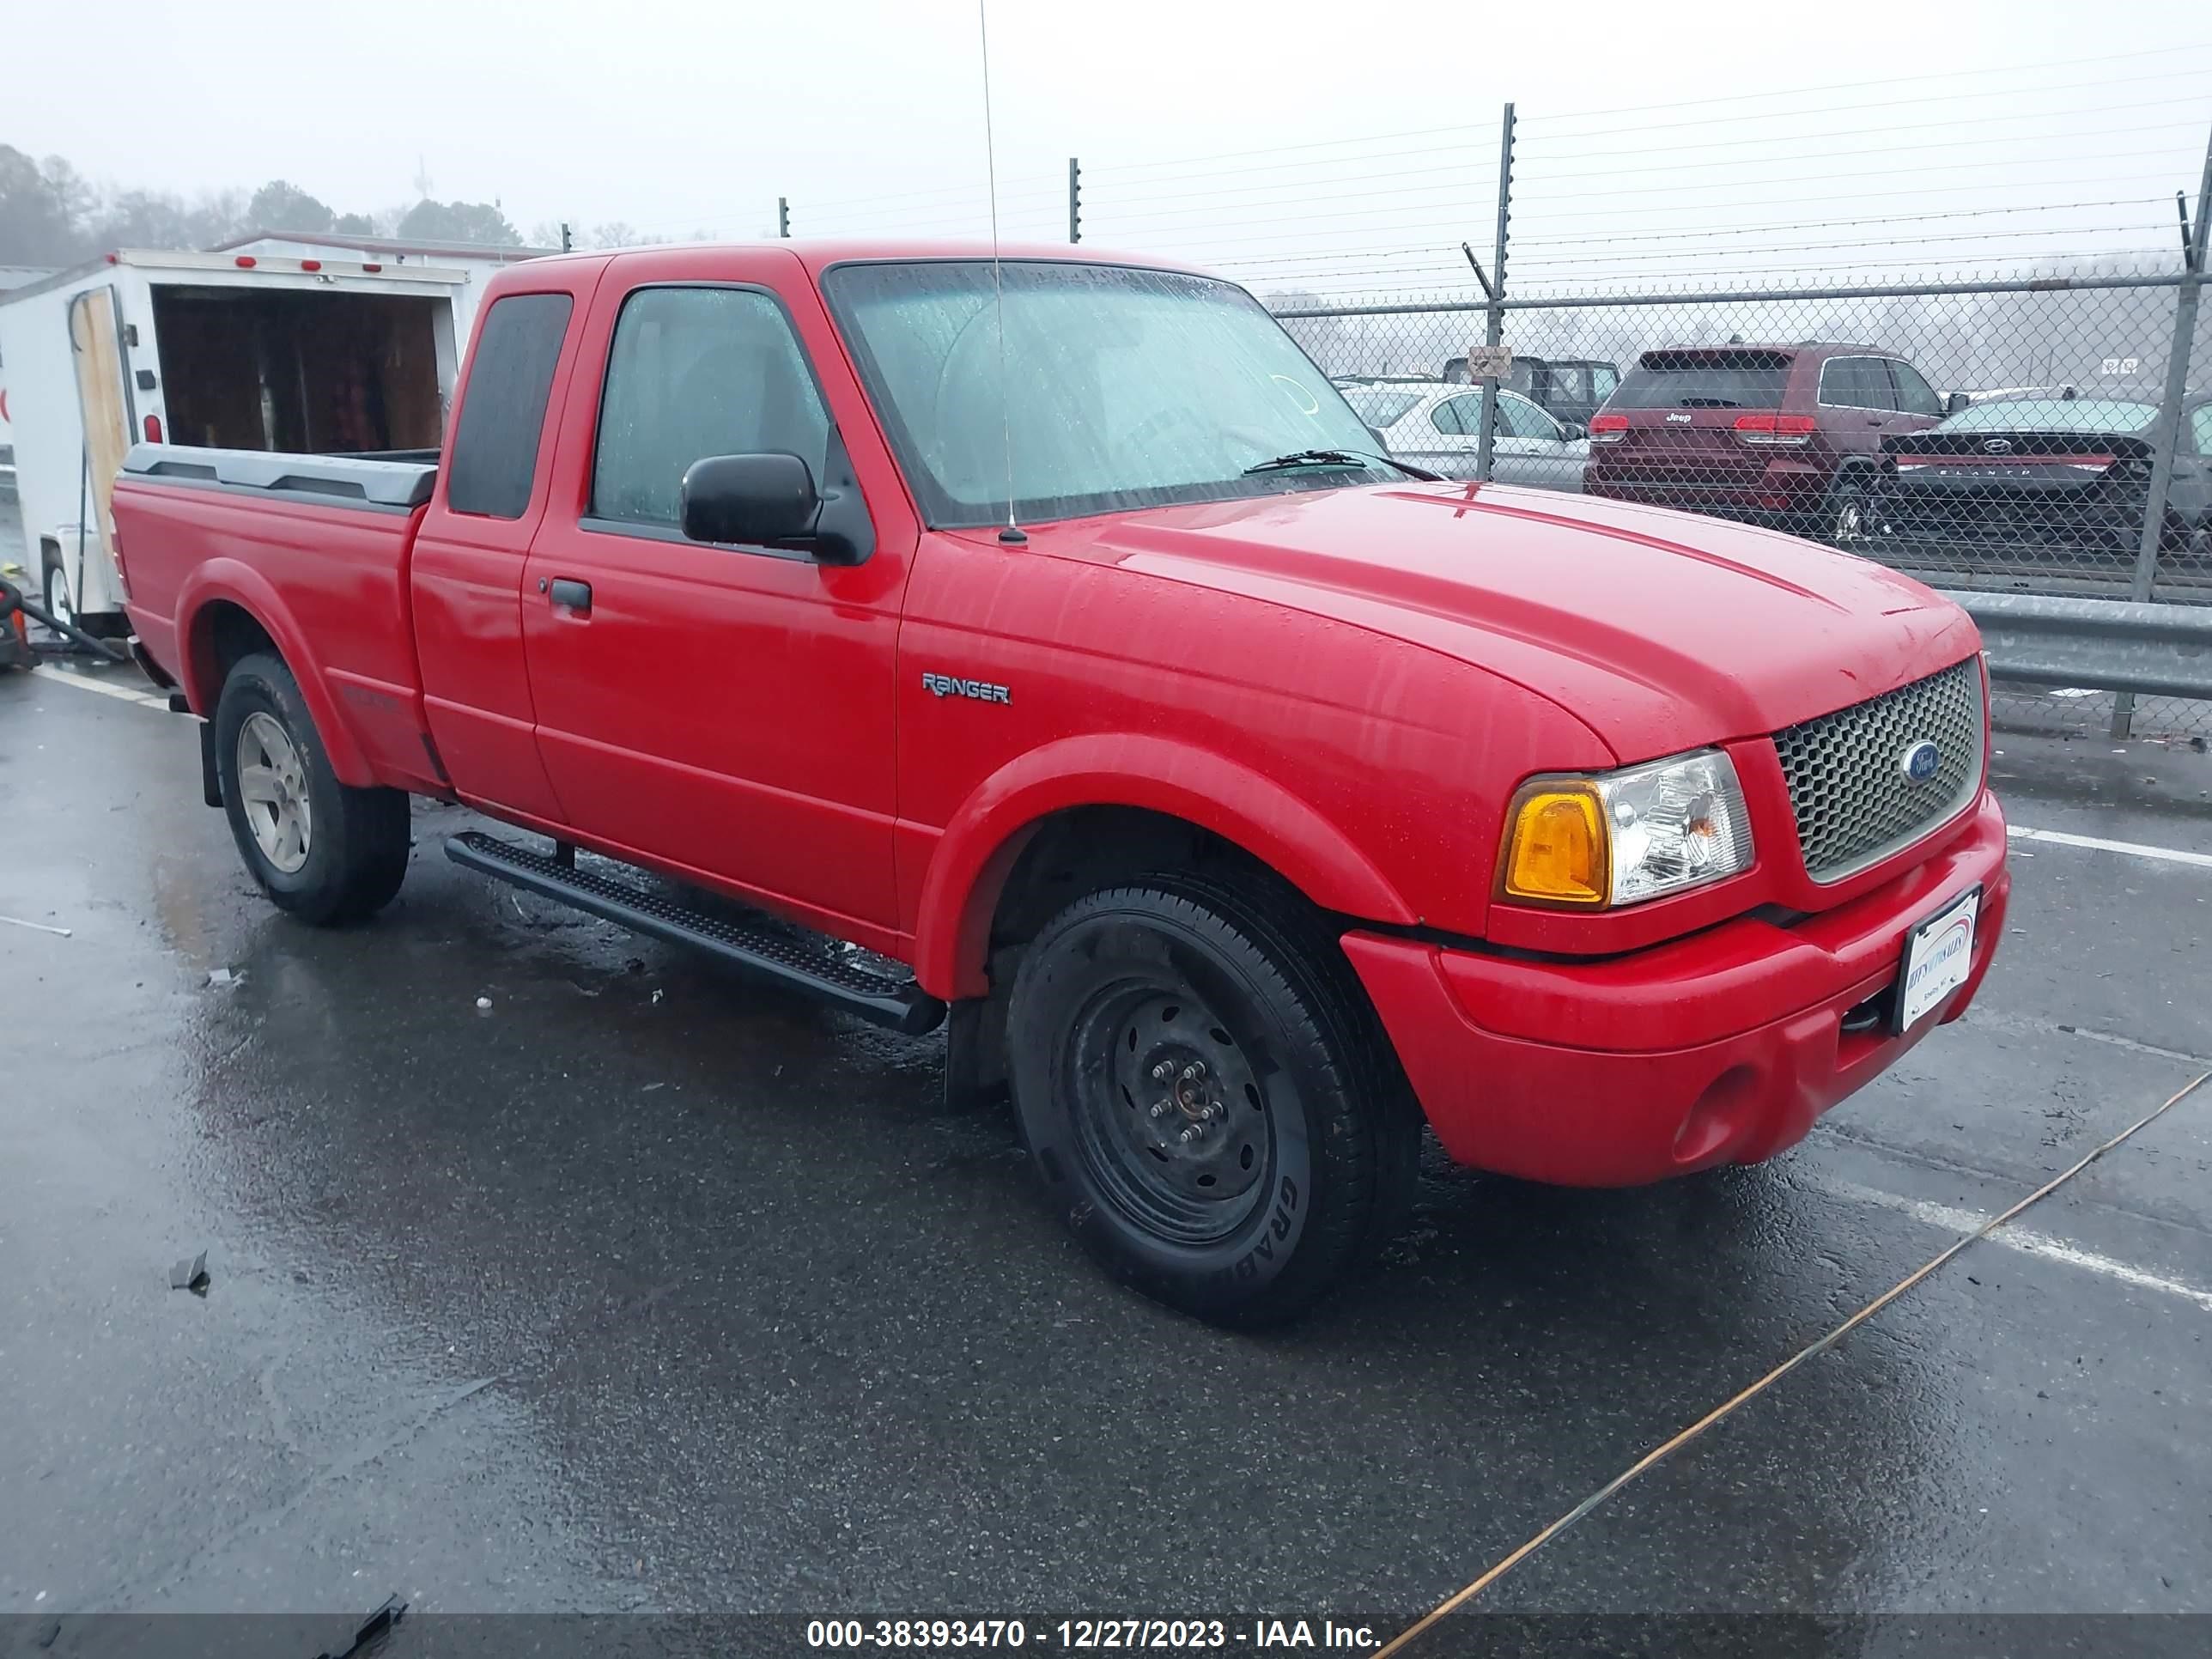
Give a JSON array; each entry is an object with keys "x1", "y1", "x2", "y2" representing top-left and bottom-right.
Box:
[{"x1": 1041, "y1": 481, "x2": 1979, "y2": 763}]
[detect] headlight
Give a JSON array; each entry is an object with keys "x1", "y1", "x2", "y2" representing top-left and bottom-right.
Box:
[{"x1": 1499, "y1": 749, "x2": 1753, "y2": 908}]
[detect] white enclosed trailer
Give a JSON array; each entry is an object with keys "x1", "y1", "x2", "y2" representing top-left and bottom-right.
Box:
[
  {"x1": 211, "y1": 230, "x2": 551, "y2": 357},
  {"x1": 0, "y1": 247, "x2": 468, "y2": 632}
]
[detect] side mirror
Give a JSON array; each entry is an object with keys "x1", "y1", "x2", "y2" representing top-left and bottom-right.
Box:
[
  {"x1": 1559, "y1": 422, "x2": 1588, "y2": 443},
  {"x1": 680, "y1": 453, "x2": 820, "y2": 549},
  {"x1": 1945, "y1": 392, "x2": 1971, "y2": 416}
]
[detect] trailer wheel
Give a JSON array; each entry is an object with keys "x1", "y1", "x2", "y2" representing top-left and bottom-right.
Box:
[
  {"x1": 40, "y1": 558, "x2": 76, "y2": 640},
  {"x1": 213, "y1": 652, "x2": 410, "y2": 925},
  {"x1": 1006, "y1": 872, "x2": 1418, "y2": 1327}
]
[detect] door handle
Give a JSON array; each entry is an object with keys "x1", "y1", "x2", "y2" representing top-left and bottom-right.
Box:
[{"x1": 547, "y1": 578, "x2": 592, "y2": 614}]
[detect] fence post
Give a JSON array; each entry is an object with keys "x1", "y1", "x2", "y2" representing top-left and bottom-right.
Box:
[
  {"x1": 2112, "y1": 125, "x2": 2210, "y2": 737},
  {"x1": 1067, "y1": 157, "x2": 1082, "y2": 244},
  {"x1": 777, "y1": 197, "x2": 791, "y2": 239},
  {"x1": 1475, "y1": 103, "x2": 1516, "y2": 483}
]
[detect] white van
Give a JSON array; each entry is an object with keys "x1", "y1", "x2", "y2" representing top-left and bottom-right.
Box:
[{"x1": 0, "y1": 247, "x2": 470, "y2": 634}]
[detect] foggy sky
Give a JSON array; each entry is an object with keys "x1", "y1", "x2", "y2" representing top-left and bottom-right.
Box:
[{"x1": 7, "y1": 0, "x2": 2211, "y2": 289}]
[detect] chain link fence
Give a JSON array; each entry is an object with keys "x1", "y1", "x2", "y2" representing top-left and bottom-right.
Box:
[
  {"x1": 1271, "y1": 267, "x2": 2211, "y2": 738},
  {"x1": 756, "y1": 67, "x2": 2212, "y2": 737}
]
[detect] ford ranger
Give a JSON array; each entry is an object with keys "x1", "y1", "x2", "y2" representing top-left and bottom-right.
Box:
[{"x1": 107, "y1": 242, "x2": 2010, "y2": 1325}]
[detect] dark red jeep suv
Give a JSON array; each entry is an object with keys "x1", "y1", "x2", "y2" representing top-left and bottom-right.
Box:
[{"x1": 1583, "y1": 343, "x2": 1948, "y2": 541}]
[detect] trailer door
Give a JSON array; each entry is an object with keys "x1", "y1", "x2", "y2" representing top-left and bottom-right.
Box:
[{"x1": 66, "y1": 285, "x2": 134, "y2": 606}]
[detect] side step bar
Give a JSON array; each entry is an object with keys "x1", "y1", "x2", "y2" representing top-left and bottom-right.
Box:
[{"x1": 445, "y1": 831, "x2": 945, "y2": 1036}]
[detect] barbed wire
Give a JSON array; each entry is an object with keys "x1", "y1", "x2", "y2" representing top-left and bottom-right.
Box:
[{"x1": 1508, "y1": 41, "x2": 2212, "y2": 129}]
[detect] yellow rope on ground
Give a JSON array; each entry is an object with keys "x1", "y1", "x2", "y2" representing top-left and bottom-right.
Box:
[{"x1": 1376, "y1": 1069, "x2": 2212, "y2": 1659}]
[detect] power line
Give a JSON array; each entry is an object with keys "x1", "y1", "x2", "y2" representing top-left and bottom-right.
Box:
[
  {"x1": 1083, "y1": 55, "x2": 2208, "y2": 181},
  {"x1": 1499, "y1": 155, "x2": 2199, "y2": 215},
  {"x1": 1502, "y1": 118, "x2": 2206, "y2": 183},
  {"x1": 1524, "y1": 97, "x2": 2212, "y2": 164},
  {"x1": 1506, "y1": 224, "x2": 2168, "y2": 270},
  {"x1": 1507, "y1": 199, "x2": 2168, "y2": 249},
  {"x1": 1514, "y1": 40, "x2": 2212, "y2": 130},
  {"x1": 1515, "y1": 65, "x2": 2212, "y2": 145}
]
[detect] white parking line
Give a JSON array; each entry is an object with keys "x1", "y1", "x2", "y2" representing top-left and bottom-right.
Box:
[
  {"x1": 2008, "y1": 823, "x2": 2212, "y2": 870},
  {"x1": 28, "y1": 665, "x2": 173, "y2": 711},
  {"x1": 1811, "y1": 1176, "x2": 2212, "y2": 1313}
]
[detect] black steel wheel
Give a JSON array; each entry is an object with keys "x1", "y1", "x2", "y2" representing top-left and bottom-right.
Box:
[
  {"x1": 1007, "y1": 873, "x2": 1418, "y2": 1327},
  {"x1": 1069, "y1": 980, "x2": 1276, "y2": 1248}
]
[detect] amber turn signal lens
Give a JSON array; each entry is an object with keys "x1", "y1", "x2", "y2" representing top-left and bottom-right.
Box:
[{"x1": 1502, "y1": 787, "x2": 1607, "y2": 904}]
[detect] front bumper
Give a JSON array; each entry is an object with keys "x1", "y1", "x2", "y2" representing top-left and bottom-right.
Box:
[{"x1": 1343, "y1": 791, "x2": 2010, "y2": 1186}]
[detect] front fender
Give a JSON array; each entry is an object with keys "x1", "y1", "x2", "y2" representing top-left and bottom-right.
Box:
[
  {"x1": 175, "y1": 561, "x2": 376, "y2": 787},
  {"x1": 913, "y1": 732, "x2": 1418, "y2": 1000}
]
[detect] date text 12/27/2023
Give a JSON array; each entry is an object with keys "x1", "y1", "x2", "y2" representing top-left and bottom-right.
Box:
[{"x1": 805, "y1": 1618, "x2": 1382, "y2": 1649}]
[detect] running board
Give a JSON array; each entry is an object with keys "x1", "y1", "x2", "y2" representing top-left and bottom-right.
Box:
[{"x1": 445, "y1": 831, "x2": 945, "y2": 1036}]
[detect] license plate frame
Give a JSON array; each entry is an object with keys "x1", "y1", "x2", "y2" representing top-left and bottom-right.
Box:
[{"x1": 1893, "y1": 884, "x2": 1982, "y2": 1036}]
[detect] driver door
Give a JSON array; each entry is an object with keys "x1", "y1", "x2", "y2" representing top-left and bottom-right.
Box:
[{"x1": 520, "y1": 254, "x2": 908, "y2": 931}]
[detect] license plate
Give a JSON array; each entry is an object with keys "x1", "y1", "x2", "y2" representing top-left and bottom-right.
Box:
[{"x1": 1894, "y1": 885, "x2": 1980, "y2": 1034}]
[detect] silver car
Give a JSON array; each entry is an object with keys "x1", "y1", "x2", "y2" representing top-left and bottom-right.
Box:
[{"x1": 1341, "y1": 381, "x2": 1589, "y2": 492}]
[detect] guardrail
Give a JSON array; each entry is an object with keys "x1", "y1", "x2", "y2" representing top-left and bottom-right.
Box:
[{"x1": 1938, "y1": 590, "x2": 2212, "y2": 702}]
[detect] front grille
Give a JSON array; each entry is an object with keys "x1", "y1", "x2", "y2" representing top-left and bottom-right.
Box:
[{"x1": 1772, "y1": 659, "x2": 1984, "y2": 883}]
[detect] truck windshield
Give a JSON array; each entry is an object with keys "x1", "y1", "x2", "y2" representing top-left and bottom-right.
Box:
[{"x1": 823, "y1": 261, "x2": 1391, "y2": 526}]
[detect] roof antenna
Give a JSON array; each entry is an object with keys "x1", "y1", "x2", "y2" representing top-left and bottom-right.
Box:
[{"x1": 978, "y1": 0, "x2": 1025, "y2": 544}]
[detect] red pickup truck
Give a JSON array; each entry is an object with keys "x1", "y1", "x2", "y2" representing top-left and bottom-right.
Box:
[{"x1": 110, "y1": 241, "x2": 2009, "y2": 1325}]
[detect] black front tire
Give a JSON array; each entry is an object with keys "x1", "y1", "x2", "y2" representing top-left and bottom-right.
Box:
[
  {"x1": 213, "y1": 652, "x2": 411, "y2": 925},
  {"x1": 1006, "y1": 872, "x2": 1418, "y2": 1327}
]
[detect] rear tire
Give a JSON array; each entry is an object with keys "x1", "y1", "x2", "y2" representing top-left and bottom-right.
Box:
[
  {"x1": 213, "y1": 652, "x2": 410, "y2": 925},
  {"x1": 1006, "y1": 872, "x2": 1419, "y2": 1327}
]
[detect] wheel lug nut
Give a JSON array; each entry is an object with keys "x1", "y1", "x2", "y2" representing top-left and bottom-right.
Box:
[
  {"x1": 1150, "y1": 1103, "x2": 1170, "y2": 1119},
  {"x1": 1178, "y1": 1127, "x2": 1198, "y2": 1145},
  {"x1": 1151, "y1": 1060, "x2": 1175, "y2": 1081}
]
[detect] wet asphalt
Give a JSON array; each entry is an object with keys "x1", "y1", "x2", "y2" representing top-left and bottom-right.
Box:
[{"x1": 0, "y1": 657, "x2": 2207, "y2": 1644}]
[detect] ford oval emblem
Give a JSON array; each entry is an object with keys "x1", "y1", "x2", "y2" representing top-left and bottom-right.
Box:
[{"x1": 1899, "y1": 739, "x2": 1942, "y2": 784}]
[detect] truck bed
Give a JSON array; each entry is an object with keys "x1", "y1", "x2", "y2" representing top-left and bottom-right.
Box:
[{"x1": 112, "y1": 444, "x2": 445, "y2": 792}]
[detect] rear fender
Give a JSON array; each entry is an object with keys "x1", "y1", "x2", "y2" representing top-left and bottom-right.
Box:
[
  {"x1": 914, "y1": 733, "x2": 1418, "y2": 1000},
  {"x1": 175, "y1": 561, "x2": 376, "y2": 787}
]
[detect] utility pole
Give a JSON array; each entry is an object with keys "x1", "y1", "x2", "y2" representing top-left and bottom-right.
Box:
[
  {"x1": 777, "y1": 197, "x2": 791, "y2": 239},
  {"x1": 1474, "y1": 103, "x2": 1516, "y2": 484},
  {"x1": 559, "y1": 222, "x2": 572, "y2": 253},
  {"x1": 1067, "y1": 157, "x2": 1082, "y2": 244}
]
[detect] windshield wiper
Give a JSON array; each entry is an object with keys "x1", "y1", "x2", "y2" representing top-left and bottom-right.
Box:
[{"x1": 1243, "y1": 448, "x2": 1443, "y2": 482}]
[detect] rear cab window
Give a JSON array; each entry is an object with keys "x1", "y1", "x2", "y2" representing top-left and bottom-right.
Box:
[
  {"x1": 446, "y1": 292, "x2": 574, "y2": 519},
  {"x1": 1610, "y1": 349, "x2": 1791, "y2": 410}
]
